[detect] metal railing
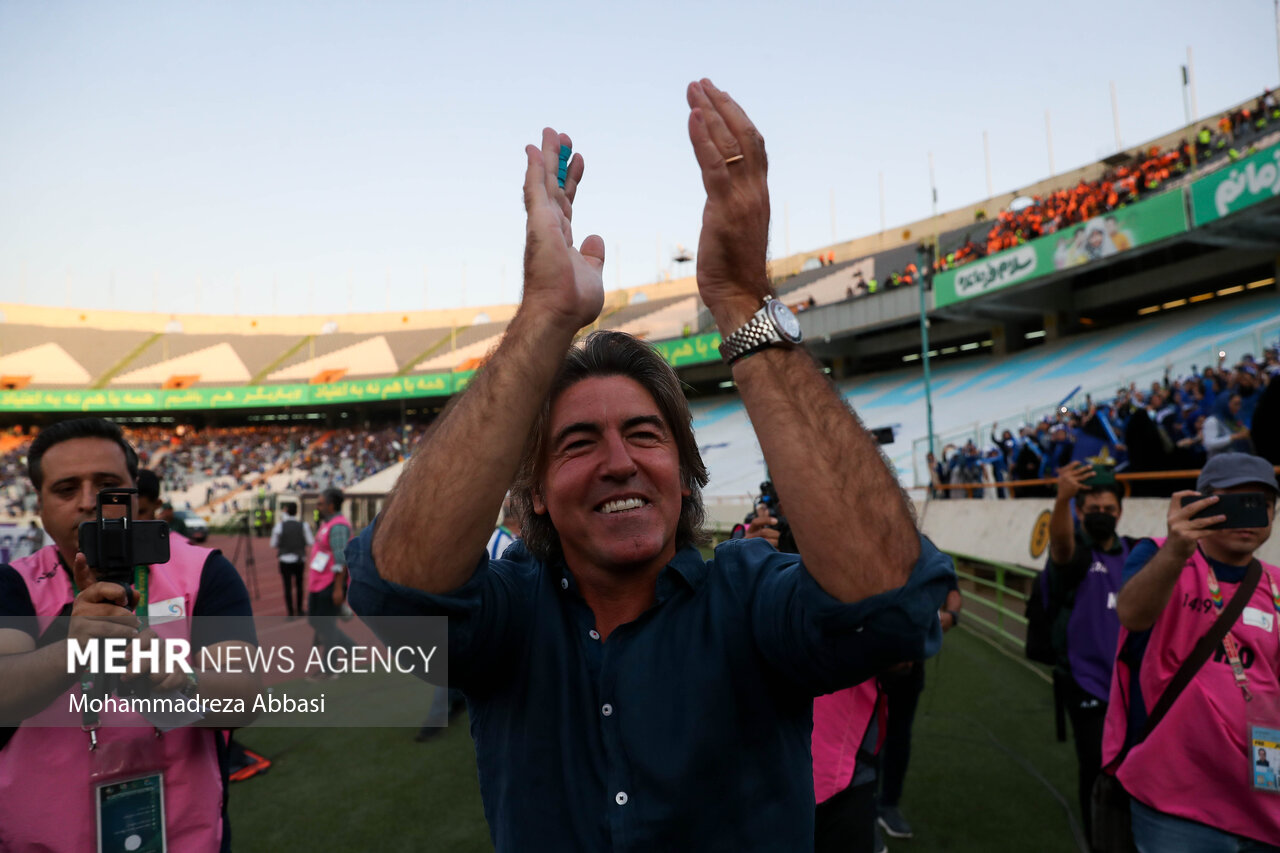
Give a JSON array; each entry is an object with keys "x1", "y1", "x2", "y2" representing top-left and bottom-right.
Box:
[
  {"x1": 911, "y1": 463, "x2": 1280, "y2": 498},
  {"x1": 944, "y1": 550, "x2": 1038, "y2": 648}
]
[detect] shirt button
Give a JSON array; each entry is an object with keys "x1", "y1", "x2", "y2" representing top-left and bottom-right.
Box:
[
  {"x1": 560, "y1": 578, "x2": 569, "y2": 590},
  {"x1": 615, "y1": 791, "x2": 628, "y2": 806},
  {"x1": 588, "y1": 629, "x2": 600, "y2": 640},
  {"x1": 602, "y1": 703, "x2": 613, "y2": 717}
]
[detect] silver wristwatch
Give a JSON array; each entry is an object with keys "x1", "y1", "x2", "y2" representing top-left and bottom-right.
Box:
[{"x1": 718, "y1": 296, "x2": 803, "y2": 365}]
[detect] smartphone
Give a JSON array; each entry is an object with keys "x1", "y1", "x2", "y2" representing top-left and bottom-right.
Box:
[
  {"x1": 1180, "y1": 492, "x2": 1273, "y2": 530},
  {"x1": 78, "y1": 487, "x2": 170, "y2": 583}
]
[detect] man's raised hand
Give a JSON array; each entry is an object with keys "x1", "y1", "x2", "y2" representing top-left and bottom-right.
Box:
[
  {"x1": 1055, "y1": 461, "x2": 1093, "y2": 501},
  {"x1": 1166, "y1": 490, "x2": 1225, "y2": 558},
  {"x1": 686, "y1": 79, "x2": 771, "y2": 331},
  {"x1": 522, "y1": 127, "x2": 605, "y2": 333}
]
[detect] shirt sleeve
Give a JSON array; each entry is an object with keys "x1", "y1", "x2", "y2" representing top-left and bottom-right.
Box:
[
  {"x1": 1121, "y1": 538, "x2": 1160, "y2": 585},
  {"x1": 1046, "y1": 531, "x2": 1092, "y2": 605},
  {"x1": 0, "y1": 565, "x2": 38, "y2": 639},
  {"x1": 346, "y1": 517, "x2": 531, "y2": 692},
  {"x1": 269, "y1": 522, "x2": 281, "y2": 549},
  {"x1": 730, "y1": 534, "x2": 955, "y2": 696},
  {"x1": 329, "y1": 524, "x2": 351, "y2": 569},
  {"x1": 191, "y1": 552, "x2": 258, "y2": 651}
]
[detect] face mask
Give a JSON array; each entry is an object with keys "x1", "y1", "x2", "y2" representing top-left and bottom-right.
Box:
[{"x1": 1082, "y1": 512, "x2": 1117, "y2": 542}]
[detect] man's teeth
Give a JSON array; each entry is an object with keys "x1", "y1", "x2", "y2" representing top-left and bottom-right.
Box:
[{"x1": 599, "y1": 498, "x2": 647, "y2": 514}]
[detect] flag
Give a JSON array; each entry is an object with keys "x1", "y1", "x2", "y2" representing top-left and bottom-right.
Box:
[{"x1": 1070, "y1": 410, "x2": 1124, "y2": 472}]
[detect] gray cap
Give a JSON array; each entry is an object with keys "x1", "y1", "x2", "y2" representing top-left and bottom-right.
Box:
[{"x1": 1196, "y1": 453, "x2": 1280, "y2": 495}]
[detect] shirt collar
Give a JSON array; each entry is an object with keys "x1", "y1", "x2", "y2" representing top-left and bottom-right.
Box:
[{"x1": 555, "y1": 545, "x2": 708, "y2": 598}]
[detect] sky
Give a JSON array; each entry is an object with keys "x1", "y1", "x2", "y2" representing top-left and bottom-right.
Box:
[{"x1": 1, "y1": 0, "x2": 1277, "y2": 318}]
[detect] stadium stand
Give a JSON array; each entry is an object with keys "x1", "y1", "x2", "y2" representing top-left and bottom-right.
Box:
[
  {"x1": 410, "y1": 319, "x2": 510, "y2": 373},
  {"x1": 688, "y1": 288, "x2": 1280, "y2": 499},
  {"x1": 266, "y1": 335, "x2": 399, "y2": 383},
  {"x1": 112, "y1": 342, "x2": 252, "y2": 386},
  {"x1": 0, "y1": 324, "x2": 152, "y2": 386},
  {"x1": 608, "y1": 295, "x2": 699, "y2": 340},
  {"x1": 0, "y1": 342, "x2": 92, "y2": 386}
]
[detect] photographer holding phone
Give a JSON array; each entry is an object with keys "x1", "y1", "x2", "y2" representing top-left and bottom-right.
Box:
[
  {"x1": 0, "y1": 417, "x2": 261, "y2": 853},
  {"x1": 1105, "y1": 452, "x2": 1280, "y2": 849}
]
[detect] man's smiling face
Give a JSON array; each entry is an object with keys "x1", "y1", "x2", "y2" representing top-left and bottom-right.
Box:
[{"x1": 533, "y1": 375, "x2": 689, "y2": 577}]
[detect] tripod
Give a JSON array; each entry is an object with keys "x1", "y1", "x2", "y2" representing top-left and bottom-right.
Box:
[{"x1": 229, "y1": 513, "x2": 261, "y2": 600}]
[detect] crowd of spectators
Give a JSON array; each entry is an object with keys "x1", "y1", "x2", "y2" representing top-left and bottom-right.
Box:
[
  {"x1": 930, "y1": 345, "x2": 1280, "y2": 499},
  {"x1": 810, "y1": 87, "x2": 1280, "y2": 311},
  {"x1": 283, "y1": 424, "x2": 426, "y2": 491},
  {"x1": 0, "y1": 422, "x2": 427, "y2": 519},
  {"x1": 935, "y1": 88, "x2": 1277, "y2": 278}
]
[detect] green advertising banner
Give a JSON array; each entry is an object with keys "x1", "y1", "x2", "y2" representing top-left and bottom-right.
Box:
[
  {"x1": 652, "y1": 332, "x2": 722, "y2": 367},
  {"x1": 0, "y1": 373, "x2": 462, "y2": 414},
  {"x1": 1189, "y1": 145, "x2": 1280, "y2": 226},
  {"x1": 933, "y1": 189, "x2": 1189, "y2": 308},
  {"x1": 0, "y1": 334, "x2": 720, "y2": 413}
]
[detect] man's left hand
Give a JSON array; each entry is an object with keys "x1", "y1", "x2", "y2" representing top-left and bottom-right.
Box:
[
  {"x1": 686, "y1": 78, "x2": 771, "y2": 331},
  {"x1": 333, "y1": 581, "x2": 346, "y2": 607}
]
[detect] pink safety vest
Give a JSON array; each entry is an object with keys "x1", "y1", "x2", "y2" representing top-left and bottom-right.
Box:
[
  {"x1": 812, "y1": 679, "x2": 885, "y2": 804},
  {"x1": 308, "y1": 513, "x2": 351, "y2": 594},
  {"x1": 0, "y1": 539, "x2": 225, "y2": 852},
  {"x1": 1101, "y1": 538, "x2": 1280, "y2": 843}
]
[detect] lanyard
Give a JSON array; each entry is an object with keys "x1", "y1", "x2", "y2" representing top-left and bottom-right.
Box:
[
  {"x1": 71, "y1": 566, "x2": 149, "y2": 747},
  {"x1": 1205, "y1": 563, "x2": 1278, "y2": 704}
]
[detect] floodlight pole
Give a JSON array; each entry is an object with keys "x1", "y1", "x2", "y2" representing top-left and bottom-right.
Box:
[
  {"x1": 917, "y1": 252, "x2": 935, "y2": 459},
  {"x1": 921, "y1": 154, "x2": 939, "y2": 459}
]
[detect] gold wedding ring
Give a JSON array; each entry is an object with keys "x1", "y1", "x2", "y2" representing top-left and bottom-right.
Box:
[{"x1": 724, "y1": 154, "x2": 745, "y2": 165}]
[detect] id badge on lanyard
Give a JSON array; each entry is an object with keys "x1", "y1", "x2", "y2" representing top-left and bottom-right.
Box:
[
  {"x1": 92, "y1": 742, "x2": 168, "y2": 853},
  {"x1": 73, "y1": 566, "x2": 170, "y2": 851},
  {"x1": 1211, "y1": 565, "x2": 1280, "y2": 795},
  {"x1": 1252, "y1": 710, "x2": 1280, "y2": 794}
]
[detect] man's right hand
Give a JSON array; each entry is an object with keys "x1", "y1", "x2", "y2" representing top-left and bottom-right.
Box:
[
  {"x1": 67, "y1": 554, "x2": 140, "y2": 650},
  {"x1": 1165, "y1": 490, "x2": 1225, "y2": 559},
  {"x1": 521, "y1": 127, "x2": 605, "y2": 334},
  {"x1": 1055, "y1": 461, "x2": 1093, "y2": 501},
  {"x1": 744, "y1": 506, "x2": 780, "y2": 548}
]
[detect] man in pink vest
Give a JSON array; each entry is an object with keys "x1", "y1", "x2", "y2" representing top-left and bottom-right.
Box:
[
  {"x1": 1110, "y1": 452, "x2": 1280, "y2": 850},
  {"x1": 0, "y1": 417, "x2": 262, "y2": 852},
  {"x1": 306, "y1": 487, "x2": 354, "y2": 678}
]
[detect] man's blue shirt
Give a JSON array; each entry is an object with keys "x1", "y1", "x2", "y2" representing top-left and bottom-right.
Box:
[{"x1": 348, "y1": 522, "x2": 954, "y2": 852}]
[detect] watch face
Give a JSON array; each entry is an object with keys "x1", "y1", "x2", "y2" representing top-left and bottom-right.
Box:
[{"x1": 767, "y1": 299, "x2": 803, "y2": 342}]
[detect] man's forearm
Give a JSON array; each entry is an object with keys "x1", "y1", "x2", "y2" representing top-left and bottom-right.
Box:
[
  {"x1": 374, "y1": 308, "x2": 578, "y2": 593},
  {"x1": 1048, "y1": 495, "x2": 1075, "y2": 565},
  {"x1": 730, "y1": 343, "x2": 919, "y2": 603},
  {"x1": 1116, "y1": 542, "x2": 1188, "y2": 631},
  {"x1": 0, "y1": 642, "x2": 79, "y2": 722}
]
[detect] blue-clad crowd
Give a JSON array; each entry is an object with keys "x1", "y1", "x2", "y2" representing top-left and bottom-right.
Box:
[{"x1": 930, "y1": 346, "x2": 1280, "y2": 498}]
